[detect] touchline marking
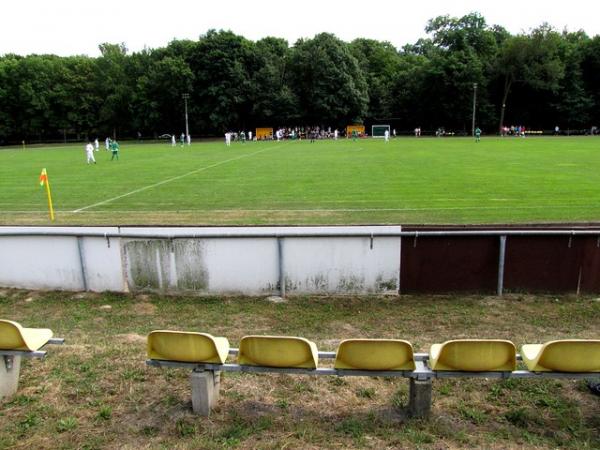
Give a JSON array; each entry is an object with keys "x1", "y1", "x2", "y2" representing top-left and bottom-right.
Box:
[{"x1": 72, "y1": 144, "x2": 285, "y2": 213}]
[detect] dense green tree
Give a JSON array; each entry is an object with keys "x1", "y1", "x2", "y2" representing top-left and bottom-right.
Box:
[
  {"x1": 289, "y1": 33, "x2": 368, "y2": 125},
  {"x1": 552, "y1": 32, "x2": 592, "y2": 130},
  {"x1": 134, "y1": 55, "x2": 194, "y2": 135},
  {"x1": 387, "y1": 53, "x2": 428, "y2": 128},
  {"x1": 581, "y1": 36, "x2": 600, "y2": 126},
  {"x1": 349, "y1": 39, "x2": 400, "y2": 120},
  {"x1": 96, "y1": 43, "x2": 133, "y2": 138},
  {"x1": 0, "y1": 56, "x2": 21, "y2": 142},
  {"x1": 426, "y1": 12, "x2": 501, "y2": 58},
  {"x1": 393, "y1": 13, "x2": 504, "y2": 132},
  {"x1": 58, "y1": 56, "x2": 104, "y2": 138},
  {"x1": 248, "y1": 37, "x2": 298, "y2": 127},
  {"x1": 496, "y1": 25, "x2": 565, "y2": 131},
  {"x1": 186, "y1": 30, "x2": 255, "y2": 133},
  {"x1": 0, "y1": 14, "x2": 599, "y2": 143}
]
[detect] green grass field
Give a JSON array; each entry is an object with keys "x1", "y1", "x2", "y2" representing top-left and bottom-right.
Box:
[{"x1": 2, "y1": 136, "x2": 600, "y2": 225}]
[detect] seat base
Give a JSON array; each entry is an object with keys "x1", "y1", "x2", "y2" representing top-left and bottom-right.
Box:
[
  {"x1": 408, "y1": 378, "x2": 432, "y2": 418},
  {"x1": 191, "y1": 370, "x2": 221, "y2": 416},
  {"x1": 0, "y1": 355, "x2": 21, "y2": 400}
]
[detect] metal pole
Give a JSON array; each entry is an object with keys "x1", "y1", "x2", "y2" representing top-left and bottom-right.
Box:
[
  {"x1": 277, "y1": 237, "x2": 285, "y2": 297},
  {"x1": 183, "y1": 93, "x2": 190, "y2": 139},
  {"x1": 497, "y1": 235, "x2": 506, "y2": 296},
  {"x1": 471, "y1": 83, "x2": 478, "y2": 137}
]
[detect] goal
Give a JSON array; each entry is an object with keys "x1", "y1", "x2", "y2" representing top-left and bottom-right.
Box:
[{"x1": 372, "y1": 125, "x2": 390, "y2": 138}]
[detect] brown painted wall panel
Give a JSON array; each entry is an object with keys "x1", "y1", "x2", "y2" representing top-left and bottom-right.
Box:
[
  {"x1": 578, "y1": 238, "x2": 600, "y2": 292},
  {"x1": 401, "y1": 237, "x2": 498, "y2": 293},
  {"x1": 400, "y1": 226, "x2": 600, "y2": 294},
  {"x1": 503, "y1": 237, "x2": 582, "y2": 292}
]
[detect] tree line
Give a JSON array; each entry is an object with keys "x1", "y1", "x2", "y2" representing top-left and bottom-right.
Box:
[{"x1": 1, "y1": 12, "x2": 599, "y2": 143}]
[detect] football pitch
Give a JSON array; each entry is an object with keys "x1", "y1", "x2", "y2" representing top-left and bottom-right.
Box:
[{"x1": 1, "y1": 136, "x2": 600, "y2": 226}]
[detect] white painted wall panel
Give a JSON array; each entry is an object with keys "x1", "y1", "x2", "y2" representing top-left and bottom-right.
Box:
[
  {"x1": 80, "y1": 237, "x2": 125, "y2": 292},
  {"x1": 0, "y1": 236, "x2": 83, "y2": 290},
  {"x1": 202, "y1": 238, "x2": 278, "y2": 294},
  {"x1": 282, "y1": 237, "x2": 400, "y2": 294}
]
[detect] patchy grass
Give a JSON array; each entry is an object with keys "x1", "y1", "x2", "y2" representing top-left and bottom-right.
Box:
[{"x1": 0, "y1": 289, "x2": 598, "y2": 449}]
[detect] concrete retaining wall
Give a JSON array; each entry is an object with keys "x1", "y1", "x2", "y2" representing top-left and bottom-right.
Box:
[{"x1": 0, "y1": 226, "x2": 402, "y2": 295}]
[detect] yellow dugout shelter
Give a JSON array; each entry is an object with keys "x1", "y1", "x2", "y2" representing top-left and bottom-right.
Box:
[
  {"x1": 256, "y1": 128, "x2": 273, "y2": 140},
  {"x1": 346, "y1": 125, "x2": 365, "y2": 136}
]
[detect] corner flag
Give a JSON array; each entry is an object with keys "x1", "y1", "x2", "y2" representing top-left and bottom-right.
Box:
[
  {"x1": 39, "y1": 168, "x2": 48, "y2": 186},
  {"x1": 39, "y1": 168, "x2": 55, "y2": 221}
]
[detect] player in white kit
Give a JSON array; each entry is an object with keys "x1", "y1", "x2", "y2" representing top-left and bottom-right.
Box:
[{"x1": 85, "y1": 142, "x2": 96, "y2": 164}]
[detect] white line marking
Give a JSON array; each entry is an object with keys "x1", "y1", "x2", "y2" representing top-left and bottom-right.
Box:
[{"x1": 72, "y1": 144, "x2": 285, "y2": 213}]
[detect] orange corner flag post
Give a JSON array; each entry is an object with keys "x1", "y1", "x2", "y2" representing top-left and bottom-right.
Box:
[{"x1": 39, "y1": 168, "x2": 55, "y2": 221}]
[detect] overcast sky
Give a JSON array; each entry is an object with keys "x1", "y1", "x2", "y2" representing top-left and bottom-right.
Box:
[{"x1": 1, "y1": 0, "x2": 599, "y2": 57}]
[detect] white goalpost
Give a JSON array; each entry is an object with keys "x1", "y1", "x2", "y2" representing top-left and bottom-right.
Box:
[{"x1": 372, "y1": 125, "x2": 390, "y2": 138}]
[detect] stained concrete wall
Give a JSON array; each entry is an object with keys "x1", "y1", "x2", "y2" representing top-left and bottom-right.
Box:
[{"x1": 0, "y1": 226, "x2": 401, "y2": 295}]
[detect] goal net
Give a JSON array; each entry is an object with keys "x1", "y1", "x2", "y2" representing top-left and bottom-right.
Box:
[{"x1": 372, "y1": 125, "x2": 390, "y2": 138}]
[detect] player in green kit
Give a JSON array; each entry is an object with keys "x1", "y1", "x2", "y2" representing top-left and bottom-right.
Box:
[
  {"x1": 110, "y1": 140, "x2": 120, "y2": 160},
  {"x1": 475, "y1": 127, "x2": 481, "y2": 143}
]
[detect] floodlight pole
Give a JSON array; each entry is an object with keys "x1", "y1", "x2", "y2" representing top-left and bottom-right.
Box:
[
  {"x1": 183, "y1": 93, "x2": 190, "y2": 138},
  {"x1": 471, "y1": 83, "x2": 478, "y2": 137}
]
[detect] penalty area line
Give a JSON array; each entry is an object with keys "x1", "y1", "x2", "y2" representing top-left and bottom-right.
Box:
[{"x1": 72, "y1": 144, "x2": 284, "y2": 213}]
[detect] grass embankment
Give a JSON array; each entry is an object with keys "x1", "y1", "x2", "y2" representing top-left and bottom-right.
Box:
[{"x1": 0, "y1": 289, "x2": 598, "y2": 449}]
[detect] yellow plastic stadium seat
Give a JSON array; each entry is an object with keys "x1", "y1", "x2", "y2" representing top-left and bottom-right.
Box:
[
  {"x1": 0, "y1": 320, "x2": 53, "y2": 352},
  {"x1": 147, "y1": 331, "x2": 229, "y2": 364},
  {"x1": 334, "y1": 339, "x2": 416, "y2": 371},
  {"x1": 429, "y1": 339, "x2": 516, "y2": 371},
  {"x1": 238, "y1": 336, "x2": 318, "y2": 369},
  {"x1": 521, "y1": 340, "x2": 600, "y2": 372}
]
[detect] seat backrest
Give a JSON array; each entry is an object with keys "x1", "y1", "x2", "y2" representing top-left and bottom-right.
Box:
[
  {"x1": 536, "y1": 340, "x2": 600, "y2": 372},
  {"x1": 238, "y1": 336, "x2": 318, "y2": 369},
  {"x1": 431, "y1": 339, "x2": 516, "y2": 371},
  {"x1": 147, "y1": 331, "x2": 229, "y2": 364},
  {"x1": 334, "y1": 339, "x2": 415, "y2": 371},
  {"x1": 0, "y1": 320, "x2": 26, "y2": 350}
]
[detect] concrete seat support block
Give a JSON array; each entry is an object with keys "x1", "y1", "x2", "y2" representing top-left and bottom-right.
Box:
[
  {"x1": 408, "y1": 378, "x2": 432, "y2": 418},
  {"x1": 191, "y1": 370, "x2": 221, "y2": 416},
  {"x1": 0, "y1": 355, "x2": 22, "y2": 400}
]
